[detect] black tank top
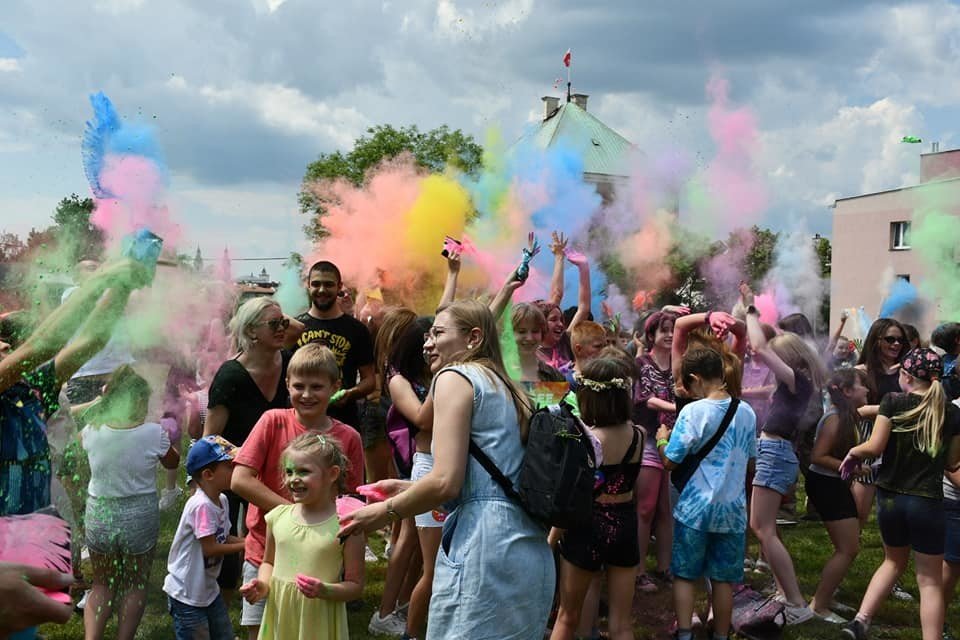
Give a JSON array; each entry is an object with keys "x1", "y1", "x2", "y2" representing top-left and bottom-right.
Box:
[{"x1": 595, "y1": 427, "x2": 642, "y2": 496}]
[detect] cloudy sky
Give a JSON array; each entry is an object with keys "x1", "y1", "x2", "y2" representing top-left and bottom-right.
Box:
[{"x1": 1, "y1": 0, "x2": 957, "y2": 274}]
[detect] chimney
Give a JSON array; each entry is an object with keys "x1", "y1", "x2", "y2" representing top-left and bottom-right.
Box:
[
  {"x1": 932, "y1": 141, "x2": 940, "y2": 153},
  {"x1": 571, "y1": 93, "x2": 589, "y2": 110},
  {"x1": 541, "y1": 96, "x2": 560, "y2": 120}
]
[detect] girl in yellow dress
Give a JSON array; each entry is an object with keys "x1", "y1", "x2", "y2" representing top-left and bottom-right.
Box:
[{"x1": 239, "y1": 432, "x2": 364, "y2": 640}]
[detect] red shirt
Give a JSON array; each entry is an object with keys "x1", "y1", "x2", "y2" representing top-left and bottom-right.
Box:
[{"x1": 234, "y1": 408, "x2": 364, "y2": 566}]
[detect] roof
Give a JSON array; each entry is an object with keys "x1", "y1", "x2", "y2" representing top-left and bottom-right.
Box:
[
  {"x1": 833, "y1": 175, "x2": 960, "y2": 205},
  {"x1": 519, "y1": 100, "x2": 634, "y2": 177}
]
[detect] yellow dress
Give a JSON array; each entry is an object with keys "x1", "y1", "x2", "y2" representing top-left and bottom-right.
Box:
[{"x1": 258, "y1": 505, "x2": 348, "y2": 640}]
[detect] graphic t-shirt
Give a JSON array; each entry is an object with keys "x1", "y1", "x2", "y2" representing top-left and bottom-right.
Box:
[
  {"x1": 234, "y1": 408, "x2": 364, "y2": 567},
  {"x1": 163, "y1": 491, "x2": 230, "y2": 607},
  {"x1": 665, "y1": 398, "x2": 757, "y2": 533},
  {"x1": 294, "y1": 312, "x2": 374, "y2": 427},
  {"x1": 876, "y1": 392, "x2": 960, "y2": 499}
]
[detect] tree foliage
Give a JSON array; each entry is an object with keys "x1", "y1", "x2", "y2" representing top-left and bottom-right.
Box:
[
  {"x1": 299, "y1": 124, "x2": 483, "y2": 240},
  {"x1": 51, "y1": 194, "x2": 105, "y2": 264}
]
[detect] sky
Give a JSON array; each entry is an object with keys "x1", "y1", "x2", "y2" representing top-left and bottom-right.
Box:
[{"x1": 1, "y1": 0, "x2": 957, "y2": 276}]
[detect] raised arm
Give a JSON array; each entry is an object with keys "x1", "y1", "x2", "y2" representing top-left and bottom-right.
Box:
[
  {"x1": 824, "y1": 309, "x2": 849, "y2": 358},
  {"x1": 436, "y1": 249, "x2": 462, "y2": 311},
  {"x1": 488, "y1": 275, "x2": 524, "y2": 321},
  {"x1": 53, "y1": 285, "x2": 135, "y2": 387},
  {"x1": 746, "y1": 308, "x2": 796, "y2": 393},
  {"x1": 565, "y1": 250, "x2": 592, "y2": 331},
  {"x1": 547, "y1": 231, "x2": 567, "y2": 306}
]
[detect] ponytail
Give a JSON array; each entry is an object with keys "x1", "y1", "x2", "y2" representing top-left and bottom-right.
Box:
[{"x1": 892, "y1": 379, "x2": 947, "y2": 457}]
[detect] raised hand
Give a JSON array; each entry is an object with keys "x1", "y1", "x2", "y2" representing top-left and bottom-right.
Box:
[
  {"x1": 549, "y1": 231, "x2": 568, "y2": 256},
  {"x1": 565, "y1": 248, "x2": 588, "y2": 266}
]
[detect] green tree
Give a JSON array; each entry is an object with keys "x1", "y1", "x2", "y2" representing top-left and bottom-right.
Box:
[
  {"x1": 52, "y1": 194, "x2": 104, "y2": 264},
  {"x1": 299, "y1": 124, "x2": 483, "y2": 240},
  {"x1": 731, "y1": 225, "x2": 779, "y2": 286}
]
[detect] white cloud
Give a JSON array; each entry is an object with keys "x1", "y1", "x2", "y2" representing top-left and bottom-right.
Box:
[
  {"x1": 435, "y1": 0, "x2": 534, "y2": 39},
  {"x1": 92, "y1": 0, "x2": 146, "y2": 15},
  {"x1": 0, "y1": 58, "x2": 21, "y2": 72}
]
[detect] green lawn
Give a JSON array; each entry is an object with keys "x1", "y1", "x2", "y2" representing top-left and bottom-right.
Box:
[{"x1": 42, "y1": 488, "x2": 957, "y2": 639}]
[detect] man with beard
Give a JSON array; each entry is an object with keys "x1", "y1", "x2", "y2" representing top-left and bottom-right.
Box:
[{"x1": 288, "y1": 261, "x2": 375, "y2": 429}]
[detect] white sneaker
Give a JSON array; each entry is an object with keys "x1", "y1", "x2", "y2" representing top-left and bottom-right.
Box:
[
  {"x1": 364, "y1": 545, "x2": 379, "y2": 562},
  {"x1": 159, "y1": 487, "x2": 183, "y2": 511},
  {"x1": 891, "y1": 582, "x2": 914, "y2": 601},
  {"x1": 384, "y1": 540, "x2": 394, "y2": 559},
  {"x1": 783, "y1": 603, "x2": 815, "y2": 626},
  {"x1": 368, "y1": 610, "x2": 406, "y2": 636},
  {"x1": 76, "y1": 589, "x2": 90, "y2": 610},
  {"x1": 811, "y1": 606, "x2": 848, "y2": 624},
  {"x1": 753, "y1": 558, "x2": 771, "y2": 574}
]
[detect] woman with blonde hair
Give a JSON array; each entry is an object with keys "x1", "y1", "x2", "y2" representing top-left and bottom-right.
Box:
[
  {"x1": 841, "y1": 348, "x2": 960, "y2": 640},
  {"x1": 341, "y1": 300, "x2": 554, "y2": 639},
  {"x1": 745, "y1": 308, "x2": 826, "y2": 625}
]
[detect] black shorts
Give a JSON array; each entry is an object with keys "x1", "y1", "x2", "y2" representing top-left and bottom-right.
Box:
[
  {"x1": 559, "y1": 502, "x2": 639, "y2": 572},
  {"x1": 805, "y1": 471, "x2": 857, "y2": 521},
  {"x1": 876, "y1": 488, "x2": 945, "y2": 555},
  {"x1": 945, "y1": 499, "x2": 960, "y2": 564},
  {"x1": 358, "y1": 397, "x2": 389, "y2": 450}
]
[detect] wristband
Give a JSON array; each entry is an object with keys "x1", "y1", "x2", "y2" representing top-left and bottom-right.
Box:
[
  {"x1": 386, "y1": 499, "x2": 402, "y2": 523},
  {"x1": 705, "y1": 311, "x2": 713, "y2": 326},
  {"x1": 656, "y1": 438, "x2": 669, "y2": 448}
]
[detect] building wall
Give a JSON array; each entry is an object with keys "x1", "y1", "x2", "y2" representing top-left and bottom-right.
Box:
[{"x1": 831, "y1": 179, "x2": 960, "y2": 338}]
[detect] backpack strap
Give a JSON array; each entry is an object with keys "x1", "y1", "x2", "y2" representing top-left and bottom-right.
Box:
[
  {"x1": 467, "y1": 440, "x2": 526, "y2": 504},
  {"x1": 621, "y1": 426, "x2": 642, "y2": 465},
  {"x1": 690, "y1": 398, "x2": 740, "y2": 466}
]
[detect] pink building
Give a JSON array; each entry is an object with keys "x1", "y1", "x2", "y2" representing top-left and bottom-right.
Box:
[{"x1": 831, "y1": 147, "x2": 960, "y2": 337}]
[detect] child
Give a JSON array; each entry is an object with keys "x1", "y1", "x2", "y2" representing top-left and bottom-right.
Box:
[
  {"x1": 841, "y1": 348, "x2": 960, "y2": 640},
  {"x1": 231, "y1": 343, "x2": 363, "y2": 639},
  {"x1": 239, "y1": 432, "x2": 365, "y2": 639},
  {"x1": 806, "y1": 369, "x2": 869, "y2": 622},
  {"x1": 550, "y1": 355, "x2": 644, "y2": 640},
  {"x1": 657, "y1": 349, "x2": 757, "y2": 640},
  {"x1": 80, "y1": 365, "x2": 180, "y2": 640},
  {"x1": 164, "y1": 436, "x2": 246, "y2": 640}
]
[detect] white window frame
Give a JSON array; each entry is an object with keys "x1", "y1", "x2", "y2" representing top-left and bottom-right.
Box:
[{"x1": 890, "y1": 221, "x2": 911, "y2": 250}]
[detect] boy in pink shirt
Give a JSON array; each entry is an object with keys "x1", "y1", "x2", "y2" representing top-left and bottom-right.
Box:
[{"x1": 232, "y1": 343, "x2": 363, "y2": 639}]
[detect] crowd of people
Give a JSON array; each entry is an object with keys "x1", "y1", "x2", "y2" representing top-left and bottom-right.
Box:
[{"x1": 2, "y1": 231, "x2": 960, "y2": 640}]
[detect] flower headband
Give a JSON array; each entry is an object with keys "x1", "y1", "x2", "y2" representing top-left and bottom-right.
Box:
[
  {"x1": 901, "y1": 347, "x2": 942, "y2": 382},
  {"x1": 574, "y1": 373, "x2": 631, "y2": 392}
]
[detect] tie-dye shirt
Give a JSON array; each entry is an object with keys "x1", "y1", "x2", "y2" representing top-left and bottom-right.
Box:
[{"x1": 664, "y1": 397, "x2": 757, "y2": 533}]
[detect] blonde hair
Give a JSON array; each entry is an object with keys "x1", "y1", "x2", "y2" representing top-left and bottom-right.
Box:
[
  {"x1": 441, "y1": 300, "x2": 533, "y2": 441},
  {"x1": 891, "y1": 377, "x2": 947, "y2": 457},
  {"x1": 511, "y1": 303, "x2": 546, "y2": 333},
  {"x1": 229, "y1": 297, "x2": 280, "y2": 353},
  {"x1": 287, "y1": 343, "x2": 340, "y2": 383},
  {"x1": 769, "y1": 332, "x2": 827, "y2": 391},
  {"x1": 282, "y1": 431, "x2": 351, "y2": 495}
]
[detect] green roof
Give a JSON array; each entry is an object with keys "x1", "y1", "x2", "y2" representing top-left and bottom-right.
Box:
[{"x1": 520, "y1": 99, "x2": 634, "y2": 177}]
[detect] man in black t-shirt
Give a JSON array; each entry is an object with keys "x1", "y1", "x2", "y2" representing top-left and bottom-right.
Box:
[{"x1": 288, "y1": 260, "x2": 375, "y2": 428}]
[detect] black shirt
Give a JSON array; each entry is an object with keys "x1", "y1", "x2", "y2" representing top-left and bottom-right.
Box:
[
  {"x1": 762, "y1": 371, "x2": 814, "y2": 441},
  {"x1": 294, "y1": 312, "x2": 374, "y2": 428},
  {"x1": 876, "y1": 392, "x2": 960, "y2": 499},
  {"x1": 207, "y1": 351, "x2": 291, "y2": 446}
]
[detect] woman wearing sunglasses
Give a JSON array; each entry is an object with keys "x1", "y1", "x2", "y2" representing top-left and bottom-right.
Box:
[
  {"x1": 203, "y1": 297, "x2": 302, "y2": 598},
  {"x1": 853, "y1": 319, "x2": 909, "y2": 527}
]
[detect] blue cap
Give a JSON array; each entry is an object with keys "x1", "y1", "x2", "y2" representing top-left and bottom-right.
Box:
[{"x1": 186, "y1": 435, "x2": 238, "y2": 475}]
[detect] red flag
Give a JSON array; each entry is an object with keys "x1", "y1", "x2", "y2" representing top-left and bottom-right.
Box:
[{"x1": 562, "y1": 49, "x2": 571, "y2": 67}]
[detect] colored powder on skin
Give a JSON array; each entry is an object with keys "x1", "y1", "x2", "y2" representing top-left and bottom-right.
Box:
[
  {"x1": 498, "y1": 302, "x2": 522, "y2": 381},
  {"x1": 275, "y1": 263, "x2": 308, "y2": 316}
]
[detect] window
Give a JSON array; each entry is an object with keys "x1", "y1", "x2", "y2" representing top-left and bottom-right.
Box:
[
  {"x1": 890, "y1": 221, "x2": 911, "y2": 250},
  {"x1": 896, "y1": 274, "x2": 910, "y2": 283}
]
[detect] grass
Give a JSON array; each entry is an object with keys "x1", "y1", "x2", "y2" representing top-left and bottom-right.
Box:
[{"x1": 42, "y1": 487, "x2": 957, "y2": 639}]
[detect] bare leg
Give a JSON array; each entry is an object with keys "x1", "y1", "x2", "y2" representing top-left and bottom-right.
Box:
[
  {"x1": 851, "y1": 481, "x2": 876, "y2": 529},
  {"x1": 575, "y1": 575, "x2": 601, "y2": 638},
  {"x1": 364, "y1": 439, "x2": 393, "y2": 484},
  {"x1": 673, "y1": 577, "x2": 696, "y2": 631},
  {"x1": 750, "y1": 486, "x2": 804, "y2": 606},
  {"x1": 711, "y1": 581, "x2": 734, "y2": 638},
  {"x1": 406, "y1": 527, "x2": 441, "y2": 637},
  {"x1": 653, "y1": 469, "x2": 673, "y2": 573},
  {"x1": 379, "y1": 517, "x2": 418, "y2": 618},
  {"x1": 635, "y1": 466, "x2": 661, "y2": 574},
  {"x1": 943, "y1": 559, "x2": 960, "y2": 610},
  {"x1": 606, "y1": 565, "x2": 639, "y2": 640},
  {"x1": 855, "y1": 544, "x2": 909, "y2": 624},
  {"x1": 549, "y1": 559, "x2": 596, "y2": 640},
  {"x1": 810, "y1": 517, "x2": 860, "y2": 614},
  {"x1": 115, "y1": 549, "x2": 154, "y2": 640},
  {"x1": 915, "y1": 551, "x2": 945, "y2": 640},
  {"x1": 84, "y1": 551, "x2": 116, "y2": 640}
]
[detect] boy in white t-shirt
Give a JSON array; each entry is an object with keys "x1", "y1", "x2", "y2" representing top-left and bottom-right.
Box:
[{"x1": 163, "y1": 436, "x2": 245, "y2": 640}]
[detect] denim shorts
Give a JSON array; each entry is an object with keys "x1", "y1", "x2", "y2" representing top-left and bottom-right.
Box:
[
  {"x1": 85, "y1": 493, "x2": 159, "y2": 555},
  {"x1": 240, "y1": 561, "x2": 266, "y2": 626},
  {"x1": 752, "y1": 437, "x2": 798, "y2": 496},
  {"x1": 877, "y1": 489, "x2": 945, "y2": 555},
  {"x1": 168, "y1": 593, "x2": 234, "y2": 640},
  {"x1": 945, "y1": 499, "x2": 960, "y2": 564},
  {"x1": 671, "y1": 519, "x2": 745, "y2": 583}
]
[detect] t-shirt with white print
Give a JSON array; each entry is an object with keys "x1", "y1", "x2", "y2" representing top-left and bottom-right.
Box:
[{"x1": 163, "y1": 490, "x2": 230, "y2": 607}]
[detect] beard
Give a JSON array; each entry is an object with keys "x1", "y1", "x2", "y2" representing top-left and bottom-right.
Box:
[{"x1": 312, "y1": 296, "x2": 337, "y2": 312}]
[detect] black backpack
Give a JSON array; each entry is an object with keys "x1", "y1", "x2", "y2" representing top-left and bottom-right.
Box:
[{"x1": 469, "y1": 399, "x2": 598, "y2": 530}]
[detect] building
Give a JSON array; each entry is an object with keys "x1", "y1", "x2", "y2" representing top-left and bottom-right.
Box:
[
  {"x1": 831, "y1": 146, "x2": 960, "y2": 335},
  {"x1": 236, "y1": 267, "x2": 278, "y2": 301},
  {"x1": 517, "y1": 92, "x2": 635, "y2": 203}
]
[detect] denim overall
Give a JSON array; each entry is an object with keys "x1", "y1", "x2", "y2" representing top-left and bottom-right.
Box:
[{"x1": 426, "y1": 364, "x2": 555, "y2": 640}]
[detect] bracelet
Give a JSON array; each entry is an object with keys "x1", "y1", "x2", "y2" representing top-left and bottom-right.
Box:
[
  {"x1": 656, "y1": 438, "x2": 669, "y2": 448},
  {"x1": 704, "y1": 311, "x2": 713, "y2": 326},
  {"x1": 386, "y1": 499, "x2": 402, "y2": 523}
]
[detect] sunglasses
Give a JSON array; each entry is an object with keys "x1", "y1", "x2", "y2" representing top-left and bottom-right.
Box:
[
  {"x1": 260, "y1": 317, "x2": 291, "y2": 332},
  {"x1": 881, "y1": 336, "x2": 905, "y2": 345}
]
